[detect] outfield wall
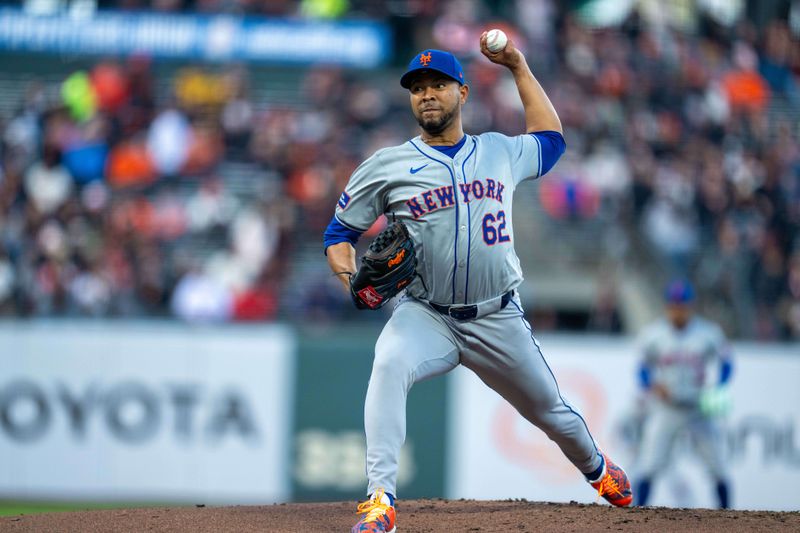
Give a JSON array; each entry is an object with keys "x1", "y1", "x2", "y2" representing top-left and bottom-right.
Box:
[
  {"x1": 447, "y1": 336, "x2": 800, "y2": 511},
  {"x1": 0, "y1": 321, "x2": 445, "y2": 505},
  {"x1": 0, "y1": 322, "x2": 797, "y2": 510},
  {"x1": 0, "y1": 322, "x2": 295, "y2": 504}
]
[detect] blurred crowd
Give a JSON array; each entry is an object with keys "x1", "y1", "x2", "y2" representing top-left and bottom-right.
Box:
[
  {"x1": 538, "y1": 9, "x2": 800, "y2": 340},
  {"x1": 0, "y1": 61, "x2": 293, "y2": 321},
  {"x1": 0, "y1": 0, "x2": 798, "y2": 339}
]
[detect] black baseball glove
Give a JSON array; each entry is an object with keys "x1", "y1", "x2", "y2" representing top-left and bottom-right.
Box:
[{"x1": 350, "y1": 221, "x2": 417, "y2": 310}]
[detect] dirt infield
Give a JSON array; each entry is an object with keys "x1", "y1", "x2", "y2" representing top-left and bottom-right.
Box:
[{"x1": 2, "y1": 500, "x2": 798, "y2": 532}]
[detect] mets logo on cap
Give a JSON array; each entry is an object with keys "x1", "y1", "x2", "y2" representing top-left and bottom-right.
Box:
[{"x1": 400, "y1": 49, "x2": 467, "y2": 89}]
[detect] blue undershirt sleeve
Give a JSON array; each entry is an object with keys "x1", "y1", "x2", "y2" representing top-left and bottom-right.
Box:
[
  {"x1": 323, "y1": 215, "x2": 363, "y2": 255},
  {"x1": 719, "y1": 358, "x2": 733, "y2": 385},
  {"x1": 530, "y1": 130, "x2": 566, "y2": 176},
  {"x1": 638, "y1": 364, "x2": 652, "y2": 389}
]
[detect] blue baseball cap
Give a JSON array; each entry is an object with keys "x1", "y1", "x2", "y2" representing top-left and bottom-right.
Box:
[
  {"x1": 400, "y1": 49, "x2": 466, "y2": 89},
  {"x1": 664, "y1": 279, "x2": 695, "y2": 304}
]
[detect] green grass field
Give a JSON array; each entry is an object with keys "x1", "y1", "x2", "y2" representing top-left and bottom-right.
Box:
[{"x1": 0, "y1": 502, "x2": 174, "y2": 517}]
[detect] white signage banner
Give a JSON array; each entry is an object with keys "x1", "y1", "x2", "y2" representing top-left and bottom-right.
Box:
[
  {"x1": 0, "y1": 322, "x2": 295, "y2": 504},
  {"x1": 447, "y1": 334, "x2": 800, "y2": 511}
]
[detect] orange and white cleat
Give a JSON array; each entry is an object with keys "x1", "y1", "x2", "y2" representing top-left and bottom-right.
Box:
[
  {"x1": 352, "y1": 489, "x2": 396, "y2": 533},
  {"x1": 590, "y1": 453, "x2": 633, "y2": 507}
]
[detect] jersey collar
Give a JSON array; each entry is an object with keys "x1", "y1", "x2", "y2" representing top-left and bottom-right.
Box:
[{"x1": 411, "y1": 135, "x2": 473, "y2": 163}]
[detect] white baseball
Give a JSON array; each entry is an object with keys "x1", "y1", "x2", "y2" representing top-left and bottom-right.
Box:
[{"x1": 486, "y1": 29, "x2": 508, "y2": 53}]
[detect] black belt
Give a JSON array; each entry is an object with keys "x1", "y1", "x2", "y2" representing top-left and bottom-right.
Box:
[{"x1": 429, "y1": 290, "x2": 514, "y2": 321}]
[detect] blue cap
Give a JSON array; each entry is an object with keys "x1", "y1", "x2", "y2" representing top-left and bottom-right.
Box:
[
  {"x1": 400, "y1": 49, "x2": 466, "y2": 89},
  {"x1": 664, "y1": 279, "x2": 695, "y2": 304}
]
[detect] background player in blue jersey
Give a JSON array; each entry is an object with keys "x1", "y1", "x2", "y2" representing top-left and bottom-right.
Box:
[
  {"x1": 325, "y1": 33, "x2": 633, "y2": 533},
  {"x1": 635, "y1": 280, "x2": 734, "y2": 508}
]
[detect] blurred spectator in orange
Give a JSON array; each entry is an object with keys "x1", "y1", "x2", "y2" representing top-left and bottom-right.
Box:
[
  {"x1": 721, "y1": 42, "x2": 770, "y2": 113},
  {"x1": 106, "y1": 141, "x2": 157, "y2": 188}
]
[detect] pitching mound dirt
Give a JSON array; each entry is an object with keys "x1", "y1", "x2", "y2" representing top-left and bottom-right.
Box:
[{"x1": 2, "y1": 499, "x2": 798, "y2": 532}]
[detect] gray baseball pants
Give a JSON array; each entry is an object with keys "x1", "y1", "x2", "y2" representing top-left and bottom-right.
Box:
[{"x1": 364, "y1": 294, "x2": 603, "y2": 497}]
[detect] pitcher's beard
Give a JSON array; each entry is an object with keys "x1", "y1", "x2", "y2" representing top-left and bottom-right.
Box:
[{"x1": 417, "y1": 108, "x2": 456, "y2": 135}]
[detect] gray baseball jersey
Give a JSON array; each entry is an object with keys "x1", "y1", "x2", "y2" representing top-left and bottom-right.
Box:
[
  {"x1": 335, "y1": 132, "x2": 545, "y2": 305},
  {"x1": 635, "y1": 316, "x2": 732, "y2": 480},
  {"x1": 332, "y1": 132, "x2": 607, "y2": 499},
  {"x1": 638, "y1": 316, "x2": 730, "y2": 407}
]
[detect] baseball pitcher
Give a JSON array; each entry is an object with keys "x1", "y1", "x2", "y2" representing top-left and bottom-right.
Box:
[
  {"x1": 324, "y1": 34, "x2": 633, "y2": 533},
  {"x1": 634, "y1": 280, "x2": 734, "y2": 508}
]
